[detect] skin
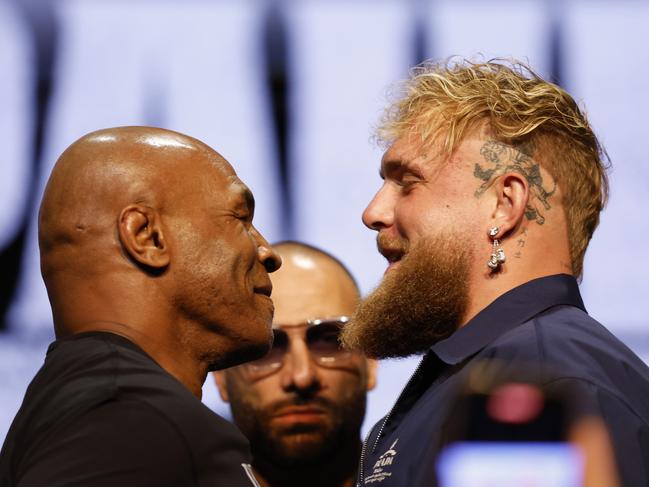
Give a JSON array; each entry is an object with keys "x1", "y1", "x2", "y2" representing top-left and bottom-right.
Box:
[
  {"x1": 363, "y1": 125, "x2": 573, "y2": 327},
  {"x1": 214, "y1": 243, "x2": 377, "y2": 487},
  {"x1": 39, "y1": 126, "x2": 281, "y2": 398}
]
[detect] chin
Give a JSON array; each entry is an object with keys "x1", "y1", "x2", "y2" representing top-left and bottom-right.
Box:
[
  {"x1": 207, "y1": 331, "x2": 273, "y2": 371},
  {"x1": 268, "y1": 432, "x2": 333, "y2": 467}
]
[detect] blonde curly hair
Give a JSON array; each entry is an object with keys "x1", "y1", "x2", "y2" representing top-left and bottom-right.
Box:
[{"x1": 378, "y1": 58, "x2": 609, "y2": 278}]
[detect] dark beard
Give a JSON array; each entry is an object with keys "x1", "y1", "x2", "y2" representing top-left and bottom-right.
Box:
[
  {"x1": 341, "y1": 235, "x2": 471, "y2": 359},
  {"x1": 228, "y1": 390, "x2": 366, "y2": 469}
]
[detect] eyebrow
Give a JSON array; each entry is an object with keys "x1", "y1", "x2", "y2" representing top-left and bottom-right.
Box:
[
  {"x1": 234, "y1": 186, "x2": 255, "y2": 216},
  {"x1": 380, "y1": 157, "x2": 424, "y2": 180},
  {"x1": 379, "y1": 158, "x2": 404, "y2": 179}
]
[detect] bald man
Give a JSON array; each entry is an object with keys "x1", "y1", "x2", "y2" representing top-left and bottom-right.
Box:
[
  {"x1": 0, "y1": 127, "x2": 281, "y2": 487},
  {"x1": 214, "y1": 242, "x2": 377, "y2": 487}
]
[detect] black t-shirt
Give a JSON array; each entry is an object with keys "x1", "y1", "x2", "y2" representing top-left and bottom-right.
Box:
[{"x1": 0, "y1": 332, "x2": 259, "y2": 487}]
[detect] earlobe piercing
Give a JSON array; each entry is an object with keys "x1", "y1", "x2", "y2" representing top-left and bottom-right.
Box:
[{"x1": 487, "y1": 227, "x2": 506, "y2": 271}]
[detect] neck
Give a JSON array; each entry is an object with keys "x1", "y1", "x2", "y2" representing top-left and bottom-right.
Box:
[
  {"x1": 253, "y1": 440, "x2": 361, "y2": 487},
  {"x1": 49, "y1": 270, "x2": 207, "y2": 398},
  {"x1": 461, "y1": 229, "x2": 572, "y2": 327},
  {"x1": 55, "y1": 315, "x2": 206, "y2": 399},
  {"x1": 65, "y1": 320, "x2": 206, "y2": 398}
]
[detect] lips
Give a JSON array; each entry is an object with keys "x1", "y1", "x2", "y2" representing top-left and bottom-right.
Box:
[
  {"x1": 377, "y1": 233, "x2": 408, "y2": 268},
  {"x1": 272, "y1": 406, "x2": 327, "y2": 425},
  {"x1": 254, "y1": 281, "x2": 273, "y2": 297},
  {"x1": 275, "y1": 406, "x2": 325, "y2": 417}
]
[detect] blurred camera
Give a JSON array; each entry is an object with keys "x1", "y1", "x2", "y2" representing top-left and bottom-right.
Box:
[{"x1": 435, "y1": 360, "x2": 585, "y2": 487}]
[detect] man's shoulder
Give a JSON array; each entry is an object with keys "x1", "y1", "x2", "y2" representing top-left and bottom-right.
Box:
[
  {"x1": 11, "y1": 331, "x2": 240, "y2": 443},
  {"x1": 3, "y1": 396, "x2": 251, "y2": 487},
  {"x1": 47, "y1": 333, "x2": 244, "y2": 446},
  {"x1": 2, "y1": 332, "x2": 252, "y2": 486},
  {"x1": 488, "y1": 305, "x2": 641, "y2": 368},
  {"x1": 23, "y1": 332, "x2": 176, "y2": 416},
  {"x1": 482, "y1": 305, "x2": 649, "y2": 415}
]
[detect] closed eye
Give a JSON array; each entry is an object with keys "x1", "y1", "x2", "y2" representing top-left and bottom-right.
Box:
[
  {"x1": 399, "y1": 175, "x2": 422, "y2": 192},
  {"x1": 236, "y1": 213, "x2": 253, "y2": 227}
]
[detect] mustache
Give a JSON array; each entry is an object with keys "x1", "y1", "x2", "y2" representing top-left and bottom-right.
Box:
[{"x1": 265, "y1": 396, "x2": 335, "y2": 417}]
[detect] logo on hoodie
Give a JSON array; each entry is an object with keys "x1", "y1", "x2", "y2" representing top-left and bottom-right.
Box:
[{"x1": 365, "y1": 439, "x2": 399, "y2": 483}]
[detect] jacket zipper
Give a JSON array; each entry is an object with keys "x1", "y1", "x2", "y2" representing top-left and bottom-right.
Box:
[{"x1": 356, "y1": 355, "x2": 427, "y2": 486}]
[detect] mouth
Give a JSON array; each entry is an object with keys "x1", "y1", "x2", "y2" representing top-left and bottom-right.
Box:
[
  {"x1": 254, "y1": 281, "x2": 273, "y2": 297},
  {"x1": 272, "y1": 406, "x2": 327, "y2": 424}
]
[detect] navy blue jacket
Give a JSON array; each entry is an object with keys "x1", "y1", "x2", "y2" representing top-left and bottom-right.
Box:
[{"x1": 358, "y1": 275, "x2": 649, "y2": 486}]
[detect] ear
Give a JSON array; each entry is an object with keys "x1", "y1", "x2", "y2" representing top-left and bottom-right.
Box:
[
  {"x1": 365, "y1": 358, "x2": 378, "y2": 392},
  {"x1": 213, "y1": 371, "x2": 230, "y2": 402},
  {"x1": 490, "y1": 171, "x2": 529, "y2": 237},
  {"x1": 118, "y1": 204, "x2": 170, "y2": 269}
]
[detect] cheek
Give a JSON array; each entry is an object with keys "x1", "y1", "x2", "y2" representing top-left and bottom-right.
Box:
[
  {"x1": 226, "y1": 231, "x2": 262, "y2": 288},
  {"x1": 394, "y1": 201, "x2": 427, "y2": 237},
  {"x1": 394, "y1": 201, "x2": 453, "y2": 240},
  {"x1": 320, "y1": 369, "x2": 366, "y2": 400},
  {"x1": 204, "y1": 225, "x2": 257, "y2": 277},
  {"x1": 402, "y1": 191, "x2": 484, "y2": 237},
  {"x1": 242, "y1": 378, "x2": 283, "y2": 411}
]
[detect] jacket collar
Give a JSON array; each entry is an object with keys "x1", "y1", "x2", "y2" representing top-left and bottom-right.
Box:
[{"x1": 430, "y1": 274, "x2": 586, "y2": 365}]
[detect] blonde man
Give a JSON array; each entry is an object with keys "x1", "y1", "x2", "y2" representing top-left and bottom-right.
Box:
[{"x1": 341, "y1": 59, "x2": 649, "y2": 486}]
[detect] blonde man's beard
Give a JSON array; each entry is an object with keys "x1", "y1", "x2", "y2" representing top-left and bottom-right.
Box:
[{"x1": 341, "y1": 235, "x2": 471, "y2": 359}]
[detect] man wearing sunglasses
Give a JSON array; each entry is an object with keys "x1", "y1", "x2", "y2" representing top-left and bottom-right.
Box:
[{"x1": 215, "y1": 242, "x2": 377, "y2": 487}]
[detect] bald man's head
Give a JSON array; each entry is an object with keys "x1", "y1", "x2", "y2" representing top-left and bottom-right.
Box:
[
  {"x1": 38, "y1": 126, "x2": 281, "y2": 380},
  {"x1": 39, "y1": 126, "x2": 231, "y2": 280},
  {"x1": 214, "y1": 243, "x2": 374, "y2": 483},
  {"x1": 269, "y1": 242, "x2": 359, "y2": 325}
]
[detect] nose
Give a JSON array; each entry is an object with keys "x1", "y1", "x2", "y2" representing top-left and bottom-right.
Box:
[
  {"x1": 280, "y1": 338, "x2": 319, "y2": 392},
  {"x1": 253, "y1": 228, "x2": 282, "y2": 273},
  {"x1": 362, "y1": 183, "x2": 394, "y2": 231}
]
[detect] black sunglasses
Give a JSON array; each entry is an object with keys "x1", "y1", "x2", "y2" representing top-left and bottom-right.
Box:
[{"x1": 243, "y1": 316, "x2": 353, "y2": 379}]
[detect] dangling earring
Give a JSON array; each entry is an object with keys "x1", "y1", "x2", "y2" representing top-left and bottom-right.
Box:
[{"x1": 487, "y1": 227, "x2": 506, "y2": 271}]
